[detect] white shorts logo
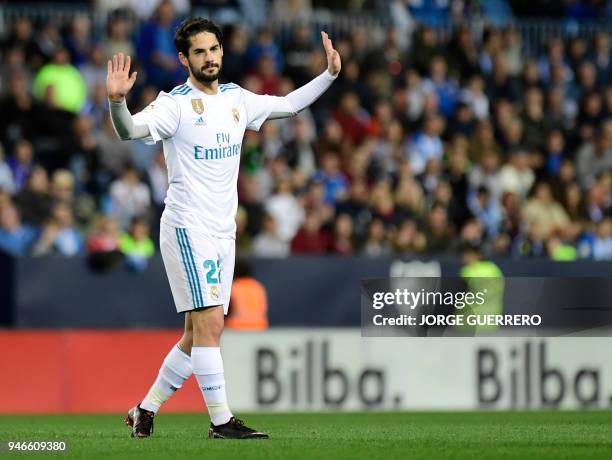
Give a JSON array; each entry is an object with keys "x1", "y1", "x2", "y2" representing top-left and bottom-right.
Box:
[{"x1": 210, "y1": 285, "x2": 220, "y2": 301}]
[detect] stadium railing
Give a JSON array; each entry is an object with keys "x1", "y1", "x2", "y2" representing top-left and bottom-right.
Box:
[{"x1": 1, "y1": 4, "x2": 611, "y2": 54}]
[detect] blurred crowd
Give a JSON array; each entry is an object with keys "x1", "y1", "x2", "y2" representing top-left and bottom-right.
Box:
[{"x1": 0, "y1": 0, "x2": 611, "y2": 263}]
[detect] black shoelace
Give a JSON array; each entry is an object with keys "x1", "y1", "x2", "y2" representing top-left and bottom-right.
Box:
[{"x1": 231, "y1": 418, "x2": 251, "y2": 432}]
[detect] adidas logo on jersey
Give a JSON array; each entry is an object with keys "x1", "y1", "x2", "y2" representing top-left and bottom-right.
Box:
[{"x1": 195, "y1": 116, "x2": 206, "y2": 126}]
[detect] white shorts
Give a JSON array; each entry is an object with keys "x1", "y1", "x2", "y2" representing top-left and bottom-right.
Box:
[{"x1": 160, "y1": 223, "x2": 235, "y2": 314}]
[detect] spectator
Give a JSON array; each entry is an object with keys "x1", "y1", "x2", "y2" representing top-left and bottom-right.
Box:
[
  {"x1": 411, "y1": 26, "x2": 443, "y2": 75},
  {"x1": 245, "y1": 27, "x2": 284, "y2": 74},
  {"x1": 80, "y1": 45, "x2": 108, "y2": 93},
  {"x1": 522, "y1": 182, "x2": 571, "y2": 239},
  {"x1": 264, "y1": 177, "x2": 304, "y2": 243},
  {"x1": 392, "y1": 218, "x2": 426, "y2": 254},
  {"x1": 238, "y1": 174, "x2": 265, "y2": 238},
  {"x1": 226, "y1": 259, "x2": 269, "y2": 331},
  {"x1": 64, "y1": 15, "x2": 93, "y2": 67},
  {"x1": 543, "y1": 129, "x2": 567, "y2": 177},
  {"x1": 0, "y1": 72, "x2": 48, "y2": 151},
  {"x1": 137, "y1": 0, "x2": 183, "y2": 88},
  {"x1": 86, "y1": 214, "x2": 122, "y2": 272},
  {"x1": 425, "y1": 203, "x2": 454, "y2": 253},
  {"x1": 119, "y1": 216, "x2": 155, "y2": 271},
  {"x1": 284, "y1": 116, "x2": 318, "y2": 178},
  {"x1": 362, "y1": 218, "x2": 391, "y2": 257},
  {"x1": 520, "y1": 87, "x2": 547, "y2": 152},
  {"x1": 370, "y1": 180, "x2": 399, "y2": 228},
  {"x1": 468, "y1": 119, "x2": 501, "y2": 162},
  {"x1": 7, "y1": 139, "x2": 34, "y2": 191},
  {"x1": 370, "y1": 118, "x2": 407, "y2": 179},
  {"x1": 3, "y1": 17, "x2": 40, "y2": 70},
  {"x1": 311, "y1": 152, "x2": 348, "y2": 205},
  {"x1": 14, "y1": 166, "x2": 53, "y2": 226},
  {"x1": 33, "y1": 47, "x2": 86, "y2": 113},
  {"x1": 290, "y1": 210, "x2": 329, "y2": 254},
  {"x1": 0, "y1": 146, "x2": 15, "y2": 194},
  {"x1": 329, "y1": 213, "x2": 354, "y2": 255},
  {"x1": 576, "y1": 124, "x2": 612, "y2": 189},
  {"x1": 457, "y1": 218, "x2": 485, "y2": 249},
  {"x1": 593, "y1": 32, "x2": 611, "y2": 85},
  {"x1": 0, "y1": 200, "x2": 38, "y2": 256},
  {"x1": 395, "y1": 177, "x2": 425, "y2": 221},
  {"x1": 497, "y1": 148, "x2": 535, "y2": 199},
  {"x1": 583, "y1": 180, "x2": 611, "y2": 223},
  {"x1": 109, "y1": 166, "x2": 151, "y2": 229},
  {"x1": 302, "y1": 179, "x2": 334, "y2": 224},
  {"x1": 34, "y1": 20, "x2": 64, "y2": 64},
  {"x1": 592, "y1": 218, "x2": 612, "y2": 261},
  {"x1": 103, "y1": 14, "x2": 135, "y2": 59},
  {"x1": 253, "y1": 54, "x2": 281, "y2": 95},
  {"x1": 32, "y1": 201, "x2": 83, "y2": 257},
  {"x1": 336, "y1": 60, "x2": 373, "y2": 113},
  {"x1": 334, "y1": 92, "x2": 370, "y2": 146},
  {"x1": 468, "y1": 186, "x2": 502, "y2": 238},
  {"x1": 404, "y1": 69, "x2": 426, "y2": 122},
  {"x1": 468, "y1": 150, "x2": 501, "y2": 197},
  {"x1": 252, "y1": 214, "x2": 289, "y2": 258},
  {"x1": 409, "y1": 113, "x2": 445, "y2": 175},
  {"x1": 422, "y1": 55, "x2": 458, "y2": 118},
  {"x1": 486, "y1": 52, "x2": 520, "y2": 102},
  {"x1": 222, "y1": 25, "x2": 248, "y2": 84}
]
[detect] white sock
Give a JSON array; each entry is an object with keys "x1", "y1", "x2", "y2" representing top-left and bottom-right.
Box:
[
  {"x1": 192, "y1": 346, "x2": 233, "y2": 426},
  {"x1": 140, "y1": 344, "x2": 192, "y2": 413}
]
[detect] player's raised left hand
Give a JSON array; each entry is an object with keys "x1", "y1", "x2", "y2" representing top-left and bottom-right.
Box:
[{"x1": 321, "y1": 31, "x2": 341, "y2": 77}]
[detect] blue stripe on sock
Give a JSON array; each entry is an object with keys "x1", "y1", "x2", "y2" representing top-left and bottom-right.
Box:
[
  {"x1": 175, "y1": 228, "x2": 199, "y2": 308},
  {"x1": 181, "y1": 229, "x2": 204, "y2": 307}
]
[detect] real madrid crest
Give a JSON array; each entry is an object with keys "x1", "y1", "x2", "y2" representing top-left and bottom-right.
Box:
[
  {"x1": 210, "y1": 285, "x2": 220, "y2": 301},
  {"x1": 232, "y1": 108, "x2": 240, "y2": 124},
  {"x1": 191, "y1": 98, "x2": 204, "y2": 114}
]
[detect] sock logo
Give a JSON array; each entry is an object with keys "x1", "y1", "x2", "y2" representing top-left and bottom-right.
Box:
[{"x1": 202, "y1": 384, "x2": 224, "y2": 391}]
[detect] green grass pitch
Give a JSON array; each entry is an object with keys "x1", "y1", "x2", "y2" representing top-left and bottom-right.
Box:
[{"x1": 1, "y1": 412, "x2": 612, "y2": 459}]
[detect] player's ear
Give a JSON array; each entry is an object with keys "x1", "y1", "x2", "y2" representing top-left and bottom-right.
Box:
[{"x1": 178, "y1": 51, "x2": 188, "y2": 68}]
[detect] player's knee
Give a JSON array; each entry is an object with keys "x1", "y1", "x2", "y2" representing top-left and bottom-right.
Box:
[{"x1": 191, "y1": 307, "x2": 224, "y2": 339}]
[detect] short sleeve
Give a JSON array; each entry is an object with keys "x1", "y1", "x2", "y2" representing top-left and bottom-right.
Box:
[
  {"x1": 132, "y1": 92, "x2": 180, "y2": 144},
  {"x1": 242, "y1": 89, "x2": 279, "y2": 132}
]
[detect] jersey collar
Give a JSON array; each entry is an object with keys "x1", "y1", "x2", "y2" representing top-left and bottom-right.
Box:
[{"x1": 185, "y1": 78, "x2": 221, "y2": 96}]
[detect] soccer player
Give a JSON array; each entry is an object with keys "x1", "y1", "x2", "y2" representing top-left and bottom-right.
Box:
[{"x1": 106, "y1": 18, "x2": 340, "y2": 439}]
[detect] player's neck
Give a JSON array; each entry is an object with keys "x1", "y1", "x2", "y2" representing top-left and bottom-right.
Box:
[{"x1": 188, "y1": 76, "x2": 219, "y2": 95}]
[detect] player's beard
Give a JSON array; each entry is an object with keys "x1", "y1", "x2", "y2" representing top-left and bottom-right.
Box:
[{"x1": 189, "y1": 59, "x2": 222, "y2": 83}]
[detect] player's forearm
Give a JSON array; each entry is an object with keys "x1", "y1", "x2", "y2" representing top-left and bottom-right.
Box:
[
  {"x1": 268, "y1": 70, "x2": 337, "y2": 119},
  {"x1": 108, "y1": 99, "x2": 151, "y2": 140}
]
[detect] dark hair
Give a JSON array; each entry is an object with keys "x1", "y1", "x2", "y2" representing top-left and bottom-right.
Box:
[{"x1": 174, "y1": 17, "x2": 222, "y2": 56}]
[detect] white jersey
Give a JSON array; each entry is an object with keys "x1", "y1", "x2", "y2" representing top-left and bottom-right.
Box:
[{"x1": 132, "y1": 80, "x2": 278, "y2": 238}]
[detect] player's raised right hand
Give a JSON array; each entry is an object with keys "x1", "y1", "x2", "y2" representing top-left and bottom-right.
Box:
[{"x1": 107, "y1": 53, "x2": 137, "y2": 103}]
